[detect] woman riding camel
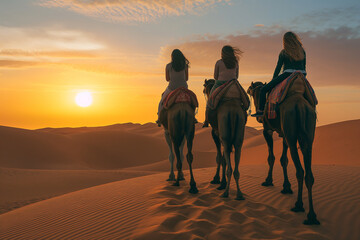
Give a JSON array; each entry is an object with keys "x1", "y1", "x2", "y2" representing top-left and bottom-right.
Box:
[
  {"x1": 203, "y1": 45, "x2": 242, "y2": 127},
  {"x1": 251, "y1": 31, "x2": 306, "y2": 117},
  {"x1": 157, "y1": 49, "x2": 189, "y2": 126}
]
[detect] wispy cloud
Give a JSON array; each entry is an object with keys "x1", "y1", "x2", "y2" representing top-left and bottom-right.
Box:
[
  {"x1": 39, "y1": 0, "x2": 231, "y2": 23},
  {"x1": 0, "y1": 26, "x2": 105, "y2": 51},
  {"x1": 0, "y1": 49, "x2": 98, "y2": 58},
  {"x1": 160, "y1": 26, "x2": 360, "y2": 86}
]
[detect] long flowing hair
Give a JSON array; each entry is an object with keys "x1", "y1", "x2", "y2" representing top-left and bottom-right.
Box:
[
  {"x1": 283, "y1": 32, "x2": 304, "y2": 61},
  {"x1": 171, "y1": 49, "x2": 189, "y2": 72},
  {"x1": 221, "y1": 45, "x2": 243, "y2": 69}
]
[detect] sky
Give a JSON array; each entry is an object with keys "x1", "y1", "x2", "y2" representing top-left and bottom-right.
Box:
[{"x1": 0, "y1": 0, "x2": 359, "y2": 129}]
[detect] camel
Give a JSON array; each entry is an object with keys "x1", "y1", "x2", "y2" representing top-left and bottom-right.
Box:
[
  {"x1": 247, "y1": 82, "x2": 293, "y2": 195},
  {"x1": 247, "y1": 81, "x2": 320, "y2": 225},
  {"x1": 203, "y1": 79, "x2": 247, "y2": 200},
  {"x1": 161, "y1": 102, "x2": 198, "y2": 194}
]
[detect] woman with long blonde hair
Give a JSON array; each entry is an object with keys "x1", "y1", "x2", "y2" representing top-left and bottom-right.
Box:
[{"x1": 251, "y1": 31, "x2": 306, "y2": 117}]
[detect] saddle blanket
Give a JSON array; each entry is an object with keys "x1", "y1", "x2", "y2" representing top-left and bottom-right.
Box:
[
  {"x1": 163, "y1": 87, "x2": 198, "y2": 110},
  {"x1": 267, "y1": 71, "x2": 318, "y2": 119},
  {"x1": 208, "y1": 79, "x2": 250, "y2": 110}
]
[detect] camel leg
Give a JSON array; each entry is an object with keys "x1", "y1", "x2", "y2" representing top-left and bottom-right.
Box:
[
  {"x1": 186, "y1": 130, "x2": 198, "y2": 194},
  {"x1": 221, "y1": 144, "x2": 232, "y2": 198},
  {"x1": 299, "y1": 142, "x2": 320, "y2": 225},
  {"x1": 233, "y1": 147, "x2": 244, "y2": 200},
  {"x1": 280, "y1": 139, "x2": 293, "y2": 194},
  {"x1": 178, "y1": 138, "x2": 186, "y2": 181},
  {"x1": 262, "y1": 129, "x2": 275, "y2": 186},
  {"x1": 217, "y1": 153, "x2": 227, "y2": 190},
  {"x1": 288, "y1": 143, "x2": 305, "y2": 213},
  {"x1": 165, "y1": 130, "x2": 176, "y2": 181},
  {"x1": 210, "y1": 129, "x2": 221, "y2": 184},
  {"x1": 172, "y1": 142, "x2": 183, "y2": 187}
]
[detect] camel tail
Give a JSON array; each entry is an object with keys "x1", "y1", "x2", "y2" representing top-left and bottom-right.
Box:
[{"x1": 171, "y1": 104, "x2": 192, "y2": 147}]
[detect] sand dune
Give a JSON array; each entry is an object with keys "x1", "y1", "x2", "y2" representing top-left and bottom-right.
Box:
[
  {"x1": 0, "y1": 119, "x2": 359, "y2": 239},
  {"x1": 1, "y1": 165, "x2": 359, "y2": 240}
]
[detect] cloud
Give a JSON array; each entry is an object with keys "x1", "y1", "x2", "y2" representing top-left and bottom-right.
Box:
[
  {"x1": 160, "y1": 26, "x2": 360, "y2": 86},
  {"x1": 0, "y1": 60, "x2": 41, "y2": 68},
  {"x1": 0, "y1": 49, "x2": 97, "y2": 58},
  {"x1": 39, "y1": 0, "x2": 231, "y2": 23},
  {"x1": 0, "y1": 26, "x2": 105, "y2": 51}
]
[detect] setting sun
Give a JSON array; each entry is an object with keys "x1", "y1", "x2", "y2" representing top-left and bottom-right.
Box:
[{"x1": 75, "y1": 91, "x2": 93, "y2": 107}]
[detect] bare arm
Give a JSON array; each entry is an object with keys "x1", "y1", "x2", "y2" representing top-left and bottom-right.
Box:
[
  {"x1": 236, "y1": 63, "x2": 239, "y2": 79},
  {"x1": 166, "y1": 64, "x2": 170, "y2": 82},
  {"x1": 214, "y1": 61, "x2": 219, "y2": 80}
]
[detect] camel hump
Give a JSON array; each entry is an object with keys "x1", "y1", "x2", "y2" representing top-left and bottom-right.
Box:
[
  {"x1": 163, "y1": 87, "x2": 198, "y2": 110},
  {"x1": 209, "y1": 79, "x2": 250, "y2": 110},
  {"x1": 266, "y1": 72, "x2": 318, "y2": 119}
]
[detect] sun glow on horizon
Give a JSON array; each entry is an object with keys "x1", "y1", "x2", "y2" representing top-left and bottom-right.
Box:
[{"x1": 75, "y1": 91, "x2": 93, "y2": 107}]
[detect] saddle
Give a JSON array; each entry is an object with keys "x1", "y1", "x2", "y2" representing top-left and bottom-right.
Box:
[
  {"x1": 163, "y1": 87, "x2": 198, "y2": 110},
  {"x1": 208, "y1": 79, "x2": 250, "y2": 111},
  {"x1": 160, "y1": 88, "x2": 198, "y2": 129},
  {"x1": 266, "y1": 72, "x2": 318, "y2": 119}
]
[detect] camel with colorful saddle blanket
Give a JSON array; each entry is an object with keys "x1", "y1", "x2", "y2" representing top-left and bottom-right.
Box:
[
  {"x1": 247, "y1": 72, "x2": 320, "y2": 225},
  {"x1": 203, "y1": 79, "x2": 249, "y2": 199},
  {"x1": 159, "y1": 87, "x2": 198, "y2": 129},
  {"x1": 266, "y1": 71, "x2": 317, "y2": 119}
]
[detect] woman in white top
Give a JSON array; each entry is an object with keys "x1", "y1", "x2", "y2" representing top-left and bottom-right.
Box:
[
  {"x1": 203, "y1": 45, "x2": 242, "y2": 127},
  {"x1": 157, "y1": 49, "x2": 189, "y2": 125}
]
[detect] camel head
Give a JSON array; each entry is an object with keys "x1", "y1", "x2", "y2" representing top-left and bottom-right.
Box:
[
  {"x1": 203, "y1": 79, "x2": 216, "y2": 98},
  {"x1": 247, "y1": 81, "x2": 265, "y2": 110}
]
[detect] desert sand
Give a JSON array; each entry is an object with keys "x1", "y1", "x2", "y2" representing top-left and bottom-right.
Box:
[{"x1": 0, "y1": 119, "x2": 359, "y2": 239}]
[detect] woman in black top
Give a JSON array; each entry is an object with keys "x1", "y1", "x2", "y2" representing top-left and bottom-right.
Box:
[{"x1": 251, "y1": 32, "x2": 306, "y2": 117}]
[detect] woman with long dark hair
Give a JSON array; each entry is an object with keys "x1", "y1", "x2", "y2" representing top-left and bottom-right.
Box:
[
  {"x1": 157, "y1": 49, "x2": 189, "y2": 124},
  {"x1": 251, "y1": 31, "x2": 306, "y2": 117},
  {"x1": 203, "y1": 45, "x2": 242, "y2": 127}
]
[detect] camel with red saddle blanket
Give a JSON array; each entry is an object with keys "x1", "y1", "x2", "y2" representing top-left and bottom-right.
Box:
[
  {"x1": 247, "y1": 71, "x2": 320, "y2": 225},
  {"x1": 203, "y1": 79, "x2": 249, "y2": 199},
  {"x1": 159, "y1": 87, "x2": 199, "y2": 194}
]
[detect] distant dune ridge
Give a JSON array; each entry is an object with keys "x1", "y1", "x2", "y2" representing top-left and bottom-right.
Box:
[{"x1": 0, "y1": 119, "x2": 360, "y2": 239}]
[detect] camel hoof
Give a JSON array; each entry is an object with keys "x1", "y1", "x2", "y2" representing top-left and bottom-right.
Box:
[
  {"x1": 291, "y1": 206, "x2": 305, "y2": 212},
  {"x1": 235, "y1": 194, "x2": 245, "y2": 201},
  {"x1": 303, "y1": 214, "x2": 320, "y2": 225},
  {"x1": 221, "y1": 192, "x2": 229, "y2": 198},
  {"x1": 172, "y1": 182, "x2": 180, "y2": 187},
  {"x1": 210, "y1": 176, "x2": 220, "y2": 184},
  {"x1": 178, "y1": 172, "x2": 185, "y2": 181},
  {"x1": 167, "y1": 173, "x2": 175, "y2": 181},
  {"x1": 281, "y1": 188, "x2": 293, "y2": 194},
  {"x1": 189, "y1": 187, "x2": 199, "y2": 194},
  {"x1": 217, "y1": 182, "x2": 226, "y2": 190},
  {"x1": 262, "y1": 181, "x2": 273, "y2": 186}
]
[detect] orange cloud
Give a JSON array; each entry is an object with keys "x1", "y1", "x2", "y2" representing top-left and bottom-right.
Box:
[
  {"x1": 0, "y1": 49, "x2": 98, "y2": 58},
  {"x1": 160, "y1": 27, "x2": 360, "y2": 86},
  {"x1": 39, "y1": 0, "x2": 231, "y2": 22}
]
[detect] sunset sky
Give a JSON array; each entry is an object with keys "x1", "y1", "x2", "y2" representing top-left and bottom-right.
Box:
[{"x1": 1, "y1": 0, "x2": 359, "y2": 129}]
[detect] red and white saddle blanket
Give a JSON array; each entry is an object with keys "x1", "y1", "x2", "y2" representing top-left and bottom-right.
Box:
[
  {"x1": 208, "y1": 79, "x2": 250, "y2": 110},
  {"x1": 163, "y1": 87, "x2": 198, "y2": 110},
  {"x1": 267, "y1": 71, "x2": 318, "y2": 119}
]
